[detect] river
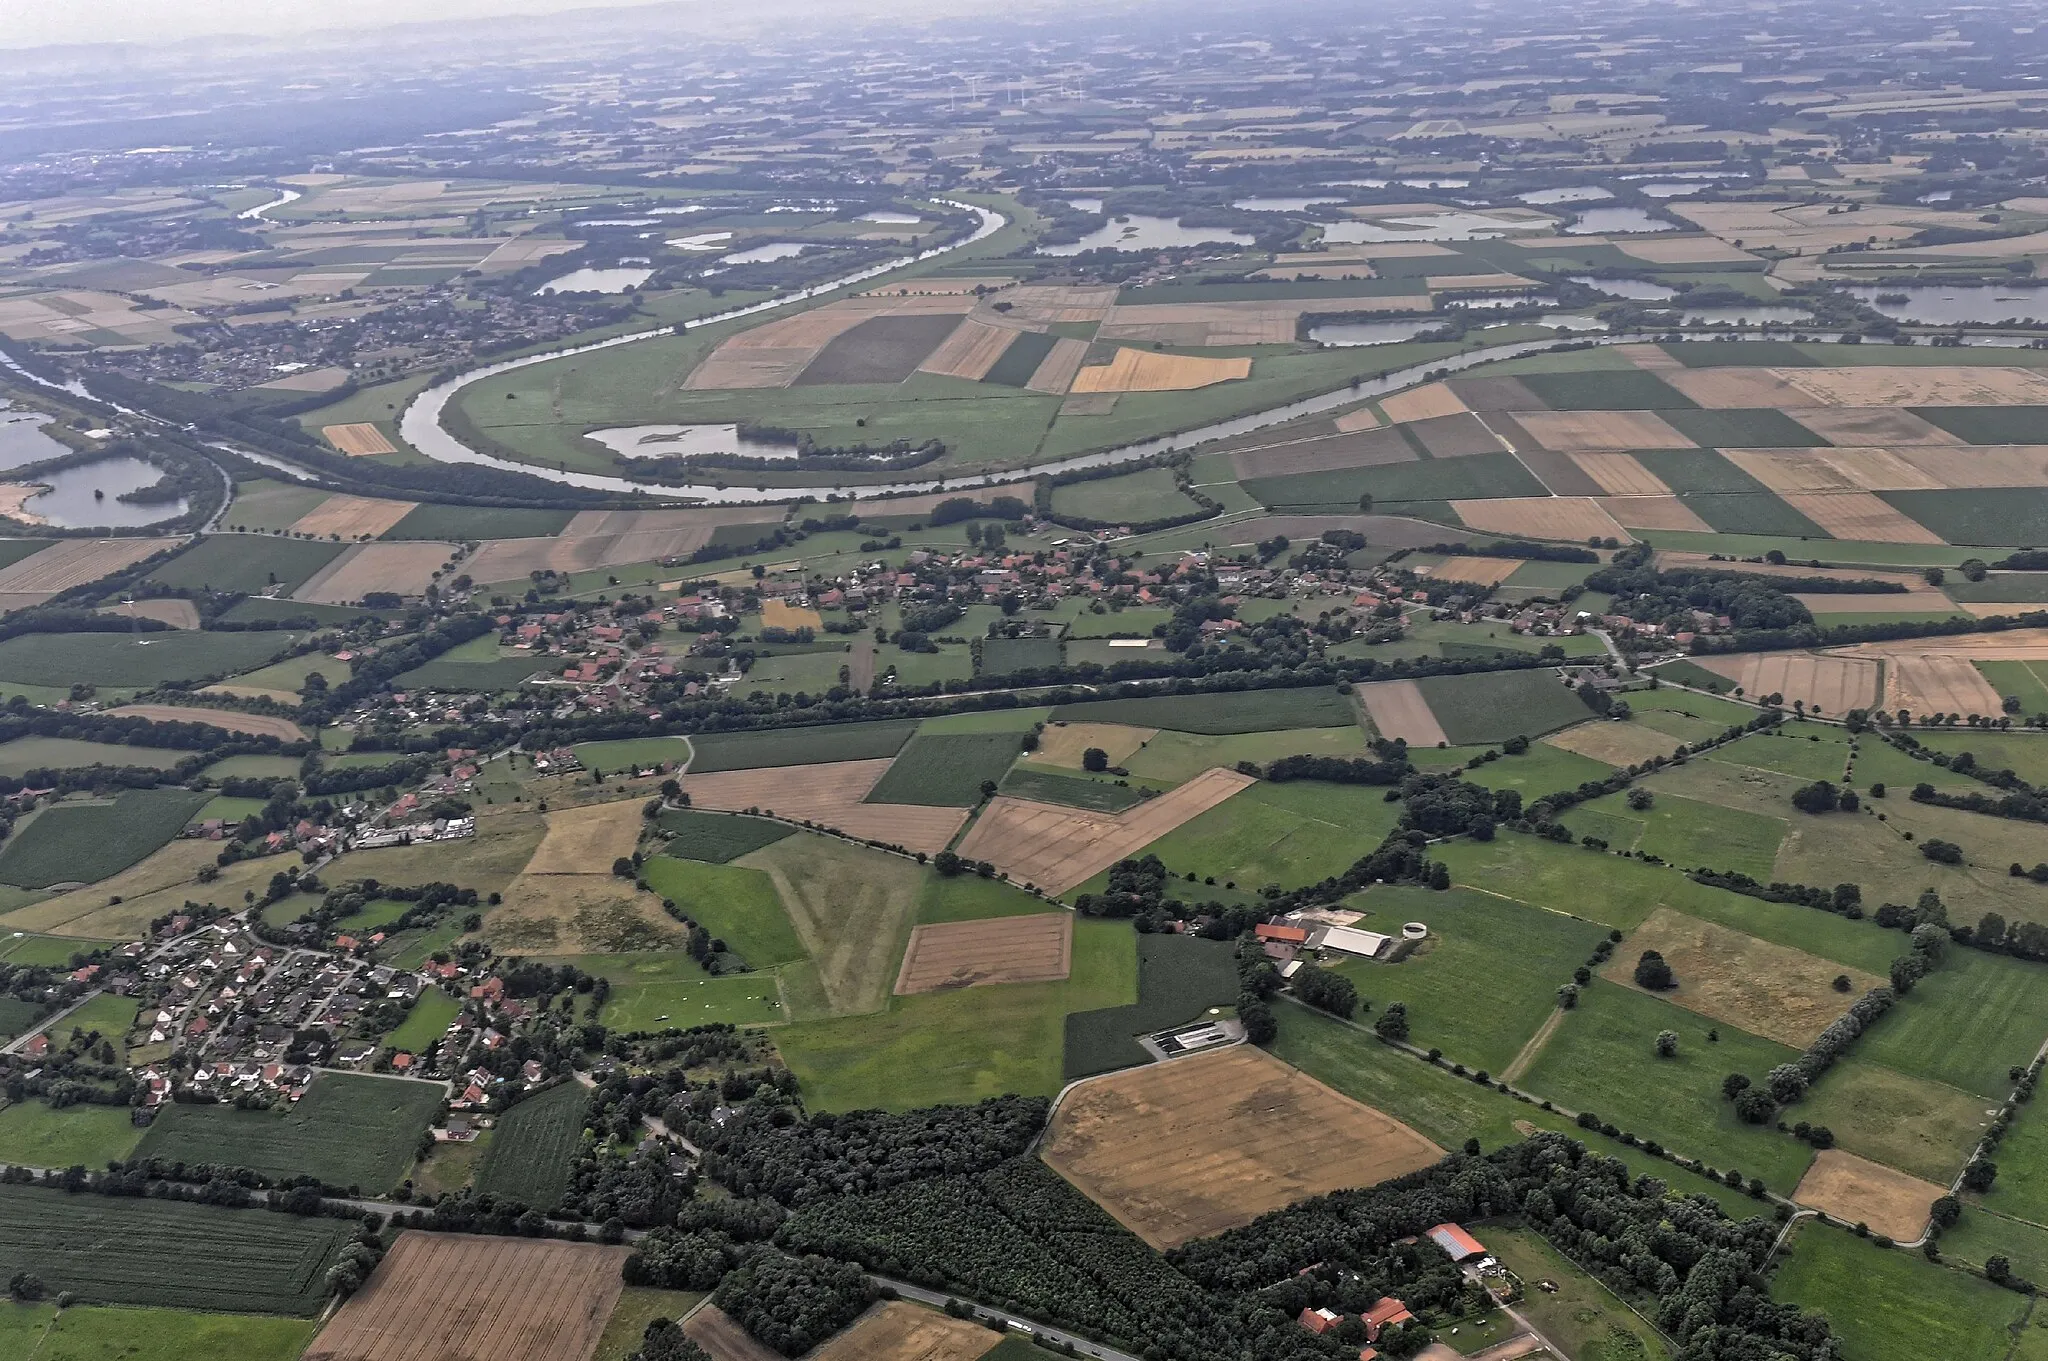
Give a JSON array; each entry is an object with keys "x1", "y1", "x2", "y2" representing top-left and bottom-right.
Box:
[{"x1": 238, "y1": 187, "x2": 303, "y2": 222}]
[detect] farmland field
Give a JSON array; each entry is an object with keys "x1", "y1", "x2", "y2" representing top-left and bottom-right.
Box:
[
  {"x1": 998, "y1": 766, "x2": 1148, "y2": 811},
  {"x1": 655, "y1": 809, "x2": 794, "y2": 863},
  {"x1": 0, "y1": 1181, "x2": 351, "y2": 1314},
  {"x1": 150, "y1": 535, "x2": 346, "y2": 594},
  {"x1": 915, "y1": 872, "x2": 1054, "y2": 924},
  {"x1": 895, "y1": 912, "x2": 1072, "y2": 993},
  {"x1": 572, "y1": 736, "x2": 693, "y2": 773},
  {"x1": 811, "y1": 1301, "x2": 1002, "y2": 1361},
  {"x1": 12, "y1": 1304, "x2": 317, "y2": 1361},
  {"x1": 1121, "y1": 725, "x2": 1368, "y2": 783},
  {"x1": 1771, "y1": 1220, "x2": 2023, "y2": 1361},
  {"x1": 1048, "y1": 467, "x2": 1200, "y2": 524},
  {"x1": 1797, "y1": 1056, "x2": 1983, "y2": 1185},
  {"x1": 1411, "y1": 667, "x2": 1593, "y2": 744},
  {"x1": 1042, "y1": 1045, "x2": 1441, "y2": 1248},
  {"x1": 0, "y1": 788, "x2": 211, "y2": 889},
  {"x1": 0, "y1": 1098, "x2": 145, "y2": 1168},
  {"x1": 641, "y1": 856, "x2": 805, "y2": 968},
  {"x1": 1856, "y1": 947, "x2": 2048, "y2": 1099},
  {"x1": 564, "y1": 951, "x2": 784, "y2": 1029},
  {"x1": 383, "y1": 503, "x2": 577, "y2": 540},
  {"x1": 685, "y1": 719, "x2": 917, "y2": 772},
  {"x1": 0, "y1": 736, "x2": 187, "y2": 776},
  {"x1": 473, "y1": 1079, "x2": 587, "y2": 1211},
  {"x1": 736, "y1": 833, "x2": 923, "y2": 1016},
  {"x1": 1562, "y1": 786, "x2": 1786, "y2": 882},
  {"x1": 135, "y1": 1071, "x2": 445, "y2": 1192},
  {"x1": 1049, "y1": 686, "x2": 1356, "y2": 734},
  {"x1": 303, "y1": 1232, "x2": 629, "y2": 1361},
  {"x1": 864, "y1": 731, "x2": 1023, "y2": 806},
  {"x1": 1063, "y1": 930, "x2": 1239, "y2": 1078},
  {"x1": 0, "y1": 630, "x2": 290, "y2": 688},
  {"x1": 1130, "y1": 778, "x2": 1402, "y2": 890}
]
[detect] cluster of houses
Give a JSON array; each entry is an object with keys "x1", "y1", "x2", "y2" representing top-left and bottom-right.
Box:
[
  {"x1": 1257, "y1": 910, "x2": 1431, "y2": 974},
  {"x1": 1297, "y1": 1223, "x2": 1505, "y2": 1359}
]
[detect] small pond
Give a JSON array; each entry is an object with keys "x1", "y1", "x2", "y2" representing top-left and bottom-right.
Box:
[
  {"x1": 667, "y1": 232, "x2": 734, "y2": 251},
  {"x1": 535, "y1": 267, "x2": 655, "y2": 294},
  {"x1": 1066, "y1": 198, "x2": 1104, "y2": 213},
  {"x1": 1565, "y1": 206, "x2": 1675, "y2": 235},
  {"x1": 24, "y1": 457, "x2": 187, "y2": 528},
  {"x1": 1838, "y1": 284, "x2": 2048, "y2": 326},
  {"x1": 1232, "y1": 196, "x2": 1345, "y2": 212},
  {"x1": 1673, "y1": 306, "x2": 1813, "y2": 326},
  {"x1": 1037, "y1": 215, "x2": 1255, "y2": 256},
  {"x1": 1566, "y1": 276, "x2": 1680, "y2": 301},
  {"x1": 716, "y1": 242, "x2": 811, "y2": 265},
  {"x1": 857, "y1": 211, "x2": 922, "y2": 224},
  {"x1": 1518, "y1": 186, "x2": 1612, "y2": 205}
]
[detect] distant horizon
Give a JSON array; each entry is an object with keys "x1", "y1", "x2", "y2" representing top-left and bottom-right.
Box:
[{"x1": 0, "y1": 0, "x2": 697, "y2": 51}]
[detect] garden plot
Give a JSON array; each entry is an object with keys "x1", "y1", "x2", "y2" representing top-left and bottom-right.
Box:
[
  {"x1": 1602, "y1": 907, "x2": 1883, "y2": 1048},
  {"x1": 1569, "y1": 453, "x2": 1674, "y2": 497},
  {"x1": 1694, "y1": 653, "x2": 1879, "y2": 712},
  {"x1": 1793, "y1": 1150, "x2": 1946, "y2": 1244},
  {"x1": 304, "y1": 1232, "x2": 628, "y2": 1361},
  {"x1": 1070, "y1": 349, "x2": 1251, "y2": 393},
  {"x1": 320, "y1": 423, "x2": 398, "y2": 456},
  {"x1": 956, "y1": 767, "x2": 1254, "y2": 896},
  {"x1": 1452, "y1": 497, "x2": 1632, "y2": 543},
  {"x1": 1510, "y1": 410, "x2": 1696, "y2": 451},
  {"x1": 1881, "y1": 653, "x2": 2005, "y2": 717},
  {"x1": 286, "y1": 495, "x2": 416, "y2": 540},
  {"x1": 1030, "y1": 721, "x2": 1156, "y2": 769},
  {"x1": 0, "y1": 538, "x2": 171, "y2": 596},
  {"x1": 1602, "y1": 496, "x2": 1716, "y2": 532},
  {"x1": 294, "y1": 541, "x2": 452, "y2": 604},
  {"x1": 1356, "y1": 679, "x2": 1448, "y2": 746},
  {"x1": 1785, "y1": 366, "x2": 2048, "y2": 408},
  {"x1": 894, "y1": 912, "x2": 1073, "y2": 994},
  {"x1": 1042, "y1": 1046, "x2": 1441, "y2": 1249},
  {"x1": 683, "y1": 758, "x2": 966, "y2": 854}
]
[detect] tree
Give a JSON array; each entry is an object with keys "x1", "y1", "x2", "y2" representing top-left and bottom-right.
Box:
[
  {"x1": 1988, "y1": 1255, "x2": 2013, "y2": 1284},
  {"x1": 1791, "y1": 780, "x2": 1841, "y2": 814},
  {"x1": 1238, "y1": 995, "x2": 1276, "y2": 1044},
  {"x1": 1633, "y1": 950, "x2": 1676, "y2": 991},
  {"x1": 1627, "y1": 787, "x2": 1654, "y2": 811},
  {"x1": 1734, "y1": 1088, "x2": 1776, "y2": 1124},
  {"x1": 1766, "y1": 1063, "x2": 1808, "y2": 1103},
  {"x1": 1964, "y1": 1159, "x2": 1999, "y2": 1192},
  {"x1": 7, "y1": 1271, "x2": 43, "y2": 1301},
  {"x1": 1920, "y1": 838, "x2": 1964, "y2": 864},
  {"x1": 1557, "y1": 983, "x2": 1578, "y2": 1009},
  {"x1": 1722, "y1": 1073, "x2": 1751, "y2": 1100},
  {"x1": 1832, "y1": 974, "x2": 1852, "y2": 993},
  {"x1": 1655, "y1": 1030, "x2": 1679, "y2": 1058},
  {"x1": 1081, "y1": 747, "x2": 1109, "y2": 773},
  {"x1": 1374, "y1": 1001, "x2": 1409, "y2": 1042},
  {"x1": 1292, "y1": 963, "x2": 1358, "y2": 1019},
  {"x1": 631, "y1": 1319, "x2": 713, "y2": 1361},
  {"x1": 612, "y1": 857, "x2": 635, "y2": 878}
]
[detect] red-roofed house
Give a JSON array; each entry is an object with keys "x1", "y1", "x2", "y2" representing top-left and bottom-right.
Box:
[
  {"x1": 1427, "y1": 1222, "x2": 1487, "y2": 1262},
  {"x1": 1297, "y1": 1308, "x2": 1342, "y2": 1336},
  {"x1": 1256, "y1": 923, "x2": 1309, "y2": 945},
  {"x1": 1362, "y1": 1299, "x2": 1413, "y2": 1343}
]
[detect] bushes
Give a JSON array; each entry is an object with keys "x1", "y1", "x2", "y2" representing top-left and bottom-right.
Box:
[{"x1": 1291, "y1": 962, "x2": 1358, "y2": 1019}]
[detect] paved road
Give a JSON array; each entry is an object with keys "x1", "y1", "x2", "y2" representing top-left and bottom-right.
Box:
[
  {"x1": 1, "y1": 989, "x2": 101, "y2": 1055},
  {"x1": 875, "y1": 1277, "x2": 1139, "y2": 1361}
]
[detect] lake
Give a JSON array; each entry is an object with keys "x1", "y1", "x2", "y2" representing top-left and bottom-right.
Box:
[
  {"x1": 1308, "y1": 319, "x2": 1446, "y2": 346},
  {"x1": 667, "y1": 232, "x2": 733, "y2": 251},
  {"x1": 1519, "y1": 186, "x2": 1612, "y2": 205},
  {"x1": 25, "y1": 457, "x2": 187, "y2": 528},
  {"x1": 1566, "y1": 276, "x2": 1680, "y2": 301},
  {"x1": 717, "y1": 243, "x2": 811, "y2": 265},
  {"x1": 858, "y1": 211, "x2": 922, "y2": 224},
  {"x1": 1037, "y1": 214, "x2": 1255, "y2": 255},
  {"x1": 584, "y1": 424, "x2": 799, "y2": 461},
  {"x1": 1322, "y1": 211, "x2": 1545, "y2": 244},
  {"x1": 1565, "y1": 207, "x2": 1674, "y2": 235},
  {"x1": 0, "y1": 405, "x2": 72, "y2": 472},
  {"x1": 1233, "y1": 196, "x2": 1344, "y2": 212},
  {"x1": 1067, "y1": 198, "x2": 1104, "y2": 213},
  {"x1": 1839, "y1": 284, "x2": 2048, "y2": 326},
  {"x1": 535, "y1": 267, "x2": 654, "y2": 294}
]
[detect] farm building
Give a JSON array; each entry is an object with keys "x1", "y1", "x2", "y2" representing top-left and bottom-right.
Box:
[
  {"x1": 1317, "y1": 925, "x2": 1393, "y2": 959},
  {"x1": 1427, "y1": 1222, "x2": 1487, "y2": 1262},
  {"x1": 1298, "y1": 1307, "x2": 1343, "y2": 1336},
  {"x1": 1363, "y1": 1298, "x2": 1415, "y2": 1342}
]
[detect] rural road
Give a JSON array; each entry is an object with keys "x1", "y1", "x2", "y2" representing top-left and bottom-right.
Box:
[
  {"x1": 874, "y1": 1276, "x2": 1141, "y2": 1361},
  {"x1": 2, "y1": 988, "x2": 101, "y2": 1055}
]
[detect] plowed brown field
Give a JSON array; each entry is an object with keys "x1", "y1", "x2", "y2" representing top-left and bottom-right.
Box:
[
  {"x1": 321, "y1": 423, "x2": 397, "y2": 456},
  {"x1": 1357, "y1": 678, "x2": 1448, "y2": 746},
  {"x1": 894, "y1": 912, "x2": 1073, "y2": 993},
  {"x1": 1452, "y1": 497, "x2": 1632, "y2": 543},
  {"x1": 1794, "y1": 1151, "x2": 1943, "y2": 1243},
  {"x1": 955, "y1": 767, "x2": 1254, "y2": 895}
]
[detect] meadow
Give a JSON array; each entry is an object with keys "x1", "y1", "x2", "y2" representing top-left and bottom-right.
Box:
[
  {"x1": 655, "y1": 809, "x2": 794, "y2": 863},
  {"x1": 1121, "y1": 725, "x2": 1368, "y2": 783},
  {"x1": 0, "y1": 736, "x2": 187, "y2": 776},
  {"x1": 149, "y1": 536, "x2": 346, "y2": 595},
  {"x1": 1480, "y1": 1225, "x2": 1674, "y2": 1361},
  {"x1": 685, "y1": 719, "x2": 917, "y2": 772},
  {"x1": 0, "y1": 788, "x2": 211, "y2": 889},
  {"x1": 1796, "y1": 1055, "x2": 1984, "y2": 1184},
  {"x1": 1771, "y1": 1220, "x2": 2025, "y2": 1361},
  {"x1": 1131, "y1": 779, "x2": 1402, "y2": 890},
  {"x1": 135, "y1": 1071, "x2": 444, "y2": 1192},
  {"x1": 0, "y1": 1303, "x2": 315, "y2": 1361},
  {"x1": 1050, "y1": 686, "x2": 1357, "y2": 735},
  {"x1": 864, "y1": 731, "x2": 1023, "y2": 806},
  {"x1": 641, "y1": 857, "x2": 805, "y2": 968},
  {"x1": 565, "y1": 952, "x2": 785, "y2": 1029},
  {"x1": 474, "y1": 1078, "x2": 588, "y2": 1211},
  {"x1": 572, "y1": 736, "x2": 694, "y2": 773},
  {"x1": 1411, "y1": 668, "x2": 1596, "y2": 746},
  {"x1": 999, "y1": 766, "x2": 1149, "y2": 811},
  {"x1": 383, "y1": 987, "x2": 461, "y2": 1055},
  {"x1": 1563, "y1": 783, "x2": 1787, "y2": 882},
  {"x1": 0, "y1": 1098, "x2": 144, "y2": 1169}
]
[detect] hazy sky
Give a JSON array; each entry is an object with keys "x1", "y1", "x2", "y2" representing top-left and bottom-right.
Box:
[{"x1": 1, "y1": 0, "x2": 680, "y2": 49}]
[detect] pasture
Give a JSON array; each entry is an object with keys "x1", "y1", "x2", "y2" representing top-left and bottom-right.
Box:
[
  {"x1": 655, "y1": 809, "x2": 793, "y2": 863},
  {"x1": 0, "y1": 788, "x2": 210, "y2": 889},
  {"x1": 1563, "y1": 785, "x2": 1786, "y2": 882},
  {"x1": 737, "y1": 833, "x2": 923, "y2": 1017},
  {"x1": 641, "y1": 856, "x2": 805, "y2": 968},
  {"x1": 1858, "y1": 947, "x2": 2048, "y2": 1099},
  {"x1": 0, "y1": 735, "x2": 187, "y2": 776},
  {"x1": 959, "y1": 768, "x2": 1255, "y2": 896},
  {"x1": 565, "y1": 953, "x2": 783, "y2": 1029},
  {"x1": 10, "y1": 1305, "x2": 316, "y2": 1361},
  {"x1": 864, "y1": 731, "x2": 1023, "y2": 806},
  {"x1": 0, "y1": 1181, "x2": 351, "y2": 1314},
  {"x1": 1411, "y1": 667, "x2": 1593, "y2": 745},
  {"x1": 303, "y1": 1232, "x2": 629, "y2": 1361},
  {"x1": 0, "y1": 1097, "x2": 144, "y2": 1168},
  {"x1": 0, "y1": 629, "x2": 288, "y2": 688},
  {"x1": 473, "y1": 1079, "x2": 587, "y2": 1211},
  {"x1": 1481, "y1": 1226, "x2": 1675, "y2": 1361},
  {"x1": 916, "y1": 873, "x2": 1055, "y2": 924},
  {"x1": 572, "y1": 736, "x2": 693, "y2": 773},
  {"x1": 1049, "y1": 686, "x2": 1357, "y2": 734},
  {"x1": 1130, "y1": 778, "x2": 1403, "y2": 890},
  {"x1": 1041, "y1": 1046, "x2": 1441, "y2": 1249},
  {"x1": 150, "y1": 535, "x2": 345, "y2": 594},
  {"x1": 895, "y1": 912, "x2": 1072, "y2": 994},
  {"x1": 1771, "y1": 1221, "x2": 2023, "y2": 1361},
  {"x1": 135, "y1": 1071, "x2": 444, "y2": 1192},
  {"x1": 685, "y1": 719, "x2": 917, "y2": 772},
  {"x1": 385, "y1": 987, "x2": 460, "y2": 1054},
  {"x1": 1121, "y1": 725, "x2": 1368, "y2": 783},
  {"x1": 1798, "y1": 1056, "x2": 1986, "y2": 1185},
  {"x1": 1063, "y1": 930, "x2": 1240, "y2": 1078}
]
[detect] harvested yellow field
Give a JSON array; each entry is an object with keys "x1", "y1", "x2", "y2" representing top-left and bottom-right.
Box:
[
  {"x1": 1661, "y1": 368, "x2": 1827, "y2": 409},
  {"x1": 683, "y1": 758, "x2": 966, "y2": 855},
  {"x1": 1787, "y1": 407, "x2": 1963, "y2": 447},
  {"x1": 1718, "y1": 447, "x2": 1940, "y2": 494},
  {"x1": 1783, "y1": 366, "x2": 2048, "y2": 407},
  {"x1": 99, "y1": 598, "x2": 199, "y2": 629},
  {"x1": 810, "y1": 1303, "x2": 1000, "y2": 1361},
  {"x1": 287, "y1": 494, "x2": 417, "y2": 540},
  {"x1": 894, "y1": 913, "x2": 1073, "y2": 994},
  {"x1": 1511, "y1": 410, "x2": 1695, "y2": 452},
  {"x1": 1889, "y1": 444, "x2": 2048, "y2": 489},
  {"x1": 1042, "y1": 1046, "x2": 1442, "y2": 1249},
  {"x1": 1026, "y1": 337, "x2": 1092, "y2": 394},
  {"x1": 917, "y1": 317, "x2": 1024, "y2": 380},
  {"x1": 1031, "y1": 721, "x2": 1156, "y2": 769},
  {"x1": 1775, "y1": 492, "x2": 1943, "y2": 544},
  {"x1": 1614, "y1": 343, "x2": 1683, "y2": 372},
  {"x1": 761, "y1": 597, "x2": 824, "y2": 631},
  {"x1": 294, "y1": 541, "x2": 452, "y2": 604},
  {"x1": 1334, "y1": 406, "x2": 1382, "y2": 432},
  {"x1": 486, "y1": 872, "x2": 680, "y2": 954},
  {"x1": 1380, "y1": 381, "x2": 1467, "y2": 424},
  {"x1": 1834, "y1": 628, "x2": 2048, "y2": 661},
  {"x1": 321, "y1": 423, "x2": 398, "y2": 456},
  {"x1": 107, "y1": 704, "x2": 306, "y2": 741},
  {"x1": 0, "y1": 538, "x2": 177, "y2": 594},
  {"x1": 1452, "y1": 496, "x2": 1632, "y2": 544},
  {"x1": 1794, "y1": 1152, "x2": 1944, "y2": 1245},
  {"x1": 1544, "y1": 721, "x2": 1688, "y2": 766},
  {"x1": 980, "y1": 284, "x2": 1118, "y2": 325},
  {"x1": 1694, "y1": 653, "x2": 1879, "y2": 713},
  {"x1": 1070, "y1": 349, "x2": 1251, "y2": 394},
  {"x1": 1433, "y1": 556, "x2": 1521, "y2": 587},
  {"x1": 1357, "y1": 679, "x2": 1448, "y2": 746},
  {"x1": 1569, "y1": 453, "x2": 1672, "y2": 497},
  {"x1": 1884, "y1": 654, "x2": 2005, "y2": 718},
  {"x1": 523, "y1": 801, "x2": 645, "y2": 876},
  {"x1": 1601, "y1": 496, "x2": 1714, "y2": 532},
  {"x1": 955, "y1": 767, "x2": 1254, "y2": 895}
]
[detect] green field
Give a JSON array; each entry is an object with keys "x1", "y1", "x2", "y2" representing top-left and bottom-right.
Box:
[
  {"x1": 1048, "y1": 467, "x2": 1200, "y2": 524},
  {"x1": 1331, "y1": 885, "x2": 1610, "y2": 1073},
  {"x1": 1562, "y1": 784, "x2": 1786, "y2": 881},
  {"x1": 1050, "y1": 686, "x2": 1356, "y2": 735},
  {"x1": 685, "y1": 719, "x2": 917, "y2": 772},
  {"x1": 201, "y1": 754, "x2": 304, "y2": 781},
  {"x1": 865, "y1": 731, "x2": 1022, "y2": 806},
  {"x1": 0, "y1": 789, "x2": 211, "y2": 890},
  {"x1": 1444, "y1": 741, "x2": 1615, "y2": 796},
  {"x1": 6, "y1": 1303, "x2": 317, "y2": 1360},
  {"x1": 383, "y1": 987, "x2": 461, "y2": 1055},
  {"x1": 1128, "y1": 779, "x2": 1401, "y2": 891},
  {"x1": 0, "y1": 1099, "x2": 144, "y2": 1169},
  {"x1": 915, "y1": 706, "x2": 1052, "y2": 733},
  {"x1": 1857, "y1": 948, "x2": 2048, "y2": 1099},
  {"x1": 999, "y1": 766, "x2": 1148, "y2": 812},
  {"x1": 564, "y1": 951, "x2": 785, "y2": 1029},
  {"x1": 572, "y1": 736, "x2": 694, "y2": 773},
  {"x1": 0, "y1": 1181, "x2": 351, "y2": 1313},
  {"x1": 1410, "y1": 668, "x2": 1596, "y2": 745},
  {"x1": 1976, "y1": 661, "x2": 2048, "y2": 719},
  {"x1": 1880, "y1": 488, "x2": 2048, "y2": 547},
  {"x1": 149, "y1": 536, "x2": 346, "y2": 594},
  {"x1": 1772, "y1": 1220, "x2": 2024, "y2": 1361},
  {"x1": 1518, "y1": 369, "x2": 1697, "y2": 410},
  {"x1": 1911, "y1": 729, "x2": 2048, "y2": 787},
  {"x1": 1660, "y1": 406, "x2": 1828, "y2": 448},
  {"x1": 473, "y1": 1078, "x2": 587, "y2": 1210},
  {"x1": 396, "y1": 653, "x2": 542, "y2": 692},
  {"x1": 642, "y1": 857, "x2": 805, "y2": 968},
  {"x1": 223, "y1": 479, "x2": 334, "y2": 533},
  {"x1": 915, "y1": 874, "x2": 1053, "y2": 924},
  {"x1": 384, "y1": 503, "x2": 577, "y2": 540},
  {"x1": 32, "y1": 994, "x2": 137, "y2": 1061},
  {"x1": 222, "y1": 650, "x2": 350, "y2": 697},
  {"x1": 1708, "y1": 730, "x2": 1855, "y2": 782},
  {"x1": 0, "y1": 737, "x2": 188, "y2": 777},
  {"x1": 135, "y1": 1071, "x2": 444, "y2": 1192},
  {"x1": 775, "y1": 917, "x2": 1135, "y2": 1111},
  {"x1": 1063, "y1": 930, "x2": 1239, "y2": 1078},
  {"x1": 655, "y1": 809, "x2": 794, "y2": 863},
  {"x1": 1798, "y1": 1055, "x2": 1984, "y2": 1184},
  {"x1": 1119, "y1": 725, "x2": 1367, "y2": 783},
  {"x1": 1247, "y1": 451, "x2": 1544, "y2": 511},
  {"x1": 0, "y1": 934, "x2": 114, "y2": 967},
  {"x1": 1972, "y1": 1084, "x2": 2048, "y2": 1227},
  {"x1": 1481, "y1": 1224, "x2": 1674, "y2": 1361},
  {"x1": 0, "y1": 631, "x2": 291, "y2": 689},
  {"x1": 1517, "y1": 979, "x2": 1815, "y2": 1191}
]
